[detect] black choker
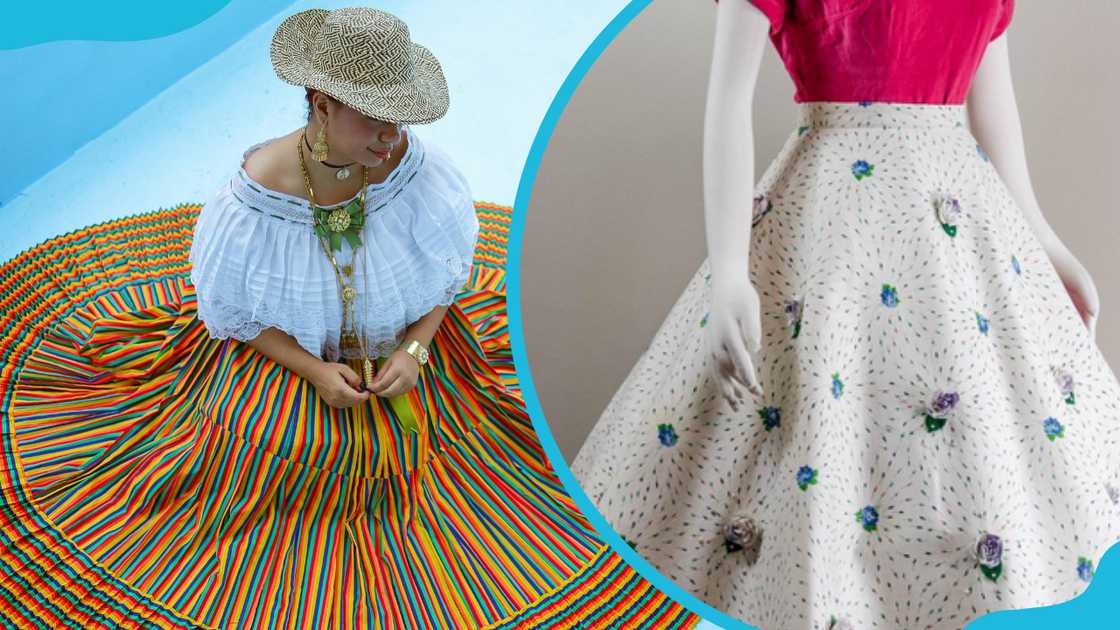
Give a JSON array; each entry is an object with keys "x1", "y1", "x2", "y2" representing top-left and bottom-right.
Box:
[{"x1": 303, "y1": 133, "x2": 357, "y2": 169}]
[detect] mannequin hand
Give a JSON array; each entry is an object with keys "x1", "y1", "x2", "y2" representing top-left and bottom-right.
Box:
[
  {"x1": 368, "y1": 350, "x2": 420, "y2": 398},
  {"x1": 705, "y1": 272, "x2": 764, "y2": 411},
  {"x1": 1046, "y1": 242, "x2": 1099, "y2": 340},
  {"x1": 311, "y1": 361, "x2": 371, "y2": 409}
]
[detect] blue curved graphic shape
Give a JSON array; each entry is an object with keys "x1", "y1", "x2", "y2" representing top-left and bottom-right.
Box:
[
  {"x1": 1, "y1": 1, "x2": 231, "y2": 49},
  {"x1": 503, "y1": 1, "x2": 1120, "y2": 629},
  {"x1": 965, "y1": 541, "x2": 1120, "y2": 628}
]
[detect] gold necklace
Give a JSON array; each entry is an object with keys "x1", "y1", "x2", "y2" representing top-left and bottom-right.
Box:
[{"x1": 298, "y1": 128, "x2": 374, "y2": 387}]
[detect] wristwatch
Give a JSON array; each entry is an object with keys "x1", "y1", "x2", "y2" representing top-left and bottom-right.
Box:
[{"x1": 401, "y1": 339, "x2": 429, "y2": 366}]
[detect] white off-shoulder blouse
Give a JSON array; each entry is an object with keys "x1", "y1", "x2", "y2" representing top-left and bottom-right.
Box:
[{"x1": 188, "y1": 127, "x2": 479, "y2": 361}]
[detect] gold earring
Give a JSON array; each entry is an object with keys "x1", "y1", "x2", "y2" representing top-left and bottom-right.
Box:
[{"x1": 312, "y1": 121, "x2": 330, "y2": 162}]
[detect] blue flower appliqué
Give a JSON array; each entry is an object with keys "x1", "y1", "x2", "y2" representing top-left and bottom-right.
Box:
[
  {"x1": 758, "y1": 405, "x2": 781, "y2": 431},
  {"x1": 831, "y1": 372, "x2": 844, "y2": 399},
  {"x1": 976, "y1": 311, "x2": 989, "y2": 335},
  {"x1": 855, "y1": 505, "x2": 879, "y2": 532},
  {"x1": 880, "y1": 283, "x2": 900, "y2": 307},
  {"x1": 1011, "y1": 254, "x2": 1021, "y2": 275},
  {"x1": 796, "y1": 465, "x2": 818, "y2": 491},
  {"x1": 657, "y1": 423, "x2": 678, "y2": 446},
  {"x1": 1078, "y1": 556, "x2": 1095, "y2": 582},
  {"x1": 1043, "y1": 416, "x2": 1065, "y2": 441},
  {"x1": 851, "y1": 159, "x2": 875, "y2": 181}
]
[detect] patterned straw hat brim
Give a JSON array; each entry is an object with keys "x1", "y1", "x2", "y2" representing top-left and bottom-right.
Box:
[{"x1": 270, "y1": 7, "x2": 449, "y2": 125}]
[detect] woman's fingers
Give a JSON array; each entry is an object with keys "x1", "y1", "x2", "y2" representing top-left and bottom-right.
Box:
[
  {"x1": 339, "y1": 363, "x2": 363, "y2": 390},
  {"x1": 374, "y1": 372, "x2": 403, "y2": 397}
]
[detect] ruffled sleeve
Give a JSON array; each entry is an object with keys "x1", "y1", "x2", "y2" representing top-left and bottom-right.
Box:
[
  {"x1": 188, "y1": 166, "x2": 338, "y2": 358},
  {"x1": 714, "y1": 0, "x2": 787, "y2": 35},
  {"x1": 989, "y1": 0, "x2": 1014, "y2": 41},
  {"x1": 188, "y1": 128, "x2": 480, "y2": 362}
]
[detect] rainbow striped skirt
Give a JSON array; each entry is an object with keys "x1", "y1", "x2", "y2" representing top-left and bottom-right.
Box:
[{"x1": 0, "y1": 202, "x2": 699, "y2": 629}]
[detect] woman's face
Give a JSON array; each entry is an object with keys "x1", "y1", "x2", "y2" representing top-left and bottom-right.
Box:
[{"x1": 313, "y1": 93, "x2": 404, "y2": 167}]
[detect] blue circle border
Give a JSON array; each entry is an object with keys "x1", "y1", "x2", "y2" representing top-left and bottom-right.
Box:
[{"x1": 505, "y1": 1, "x2": 752, "y2": 627}]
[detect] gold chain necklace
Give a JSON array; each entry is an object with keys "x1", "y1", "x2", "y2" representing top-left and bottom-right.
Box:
[{"x1": 297, "y1": 128, "x2": 375, "y2": 387}]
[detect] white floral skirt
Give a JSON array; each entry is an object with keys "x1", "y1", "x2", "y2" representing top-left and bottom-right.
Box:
[{"x1": 570, "y1": 101, "x2": 1120, "y2": 630}]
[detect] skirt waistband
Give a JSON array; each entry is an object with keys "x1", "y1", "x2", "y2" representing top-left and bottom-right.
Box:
[{"x1": 797, "y1": 101, "x2": 968, "y2": 129}]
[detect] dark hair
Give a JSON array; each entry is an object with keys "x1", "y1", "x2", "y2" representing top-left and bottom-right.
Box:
[{"x1": 304, "y1": 87, "x2": 337, "y2": 122}]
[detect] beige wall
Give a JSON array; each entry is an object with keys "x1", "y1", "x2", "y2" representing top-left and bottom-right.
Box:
[{"x1": 521, "y1": 0, "x2": 1120, "y2": 462}]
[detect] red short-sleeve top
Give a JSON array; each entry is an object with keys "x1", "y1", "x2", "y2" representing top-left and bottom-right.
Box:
[{"x1": 712, "y1": 0, "x2": 1015, "y2": 104}]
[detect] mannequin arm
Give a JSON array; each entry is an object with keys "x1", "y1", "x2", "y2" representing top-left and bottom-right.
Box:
[
  {"x1": 967, "y1": 32, "x2": 1062, "y2": 252},
  {"x1": 704, "y1": 0, "x2": 770, "y2": 279},
  {"x1": 969, "y1": 31, "x2": 1101, "y2": 335},
  {"x1": 701, "y1": 0, "x2": 773, "y2": 404}
]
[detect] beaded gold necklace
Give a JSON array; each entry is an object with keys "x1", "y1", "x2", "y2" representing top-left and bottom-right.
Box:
[
  {"x1": 295, "y1": 129, "x2": 421, "y2": 434},
  {"x1": 298, "y1": 128, "x2": 374, "y2": 386}
]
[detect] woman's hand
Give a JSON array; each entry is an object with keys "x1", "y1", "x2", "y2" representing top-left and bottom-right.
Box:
[
  {"x1": 367, "y1": 350, "x2": 420, "y2": 398},
  {"x1": 310, "y1": 361, "x2": 371, "y2": 409},
  {"x1": 1046, "y1": 241, "x2": 1100, "y2": 340},
  {"x1": 706, "y1": 272, "x2": 764, "y2": 412}
]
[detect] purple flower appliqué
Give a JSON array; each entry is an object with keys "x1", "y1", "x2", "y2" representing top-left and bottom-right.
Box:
[
  {"x1": 924, "y1": 389, "x2": 959, "y2": 432},
  {"x1": 855, "y1": 505, "x2": 879, "y2": 532},
  {"x1": 1077, "y1": 556, "x2": 1094, "y2": 582},
  {"x1": 1043, "y1": 416, "x2": 1065, "y2": 441},
  {"x1": 880, "y1": 283, "x2": 900, "y2": 307},
  {"x1": 851, "y1": 159, "x2": 875, "y2": 180},
  {"x1": 758, "y1": 405, "x2": 781, "y2": 431},
  {"x1": 657, "y1": 423, "x2": 678, "y2": 447},
  {"x1": 1106, "y1": 483, "x2": 1120, "y2": 505},
  {"x1": 1053, "y1": 365, "x2": 1076, "y2": 405},
  {"x1": 975, "y1": 532, "x2": 1004, "y2": 582},
  {"x1": 796, "y1": 465, "x2": 818, "y2": 491},
  {"x1": 784, "y1": 297, "x2": 804, "y2": 338},
  {"x1": 933, "y1": 192, "x2": 962, "y2": 237}
]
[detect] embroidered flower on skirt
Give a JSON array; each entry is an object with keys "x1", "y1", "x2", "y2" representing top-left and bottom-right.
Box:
[
  {"x1": 1077, "y1": 556, "x2": 1095, "y2": 582},
  {"x1": 758, "y1": 405, "x2": 781, "y2": 431},
  {"x1": 855, "y1": 505, "x2": 879, "y2": 532},
  {"x1": 1043, "y1": 416, "x2": 1065, "y2": 441}
]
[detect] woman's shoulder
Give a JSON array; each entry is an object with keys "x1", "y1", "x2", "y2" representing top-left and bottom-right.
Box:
[{"x1": 240, "y1": 132, "x2": 306, "y2": 200}]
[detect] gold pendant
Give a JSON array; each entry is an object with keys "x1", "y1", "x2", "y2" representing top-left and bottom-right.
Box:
[
  {"x1": 326, "y1": 208, "x2": 351, "y2": 232},
  {"x1": 340, "y1": 331, "x2": 361, "y2": 353}
]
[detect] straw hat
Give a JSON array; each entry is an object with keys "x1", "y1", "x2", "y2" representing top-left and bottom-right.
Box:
[{"x1": 270, "y1": 7, "x2": 449, "y2": 124}]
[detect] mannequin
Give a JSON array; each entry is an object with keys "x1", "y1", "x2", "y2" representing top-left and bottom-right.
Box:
[{"x1": 705, "y1": 0, "x2": 1100, "y2": 408}]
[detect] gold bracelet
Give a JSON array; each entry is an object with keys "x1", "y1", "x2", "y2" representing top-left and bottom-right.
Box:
[{"x1": 400, "y1": 339, "x2": 429, "y2": 366}]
